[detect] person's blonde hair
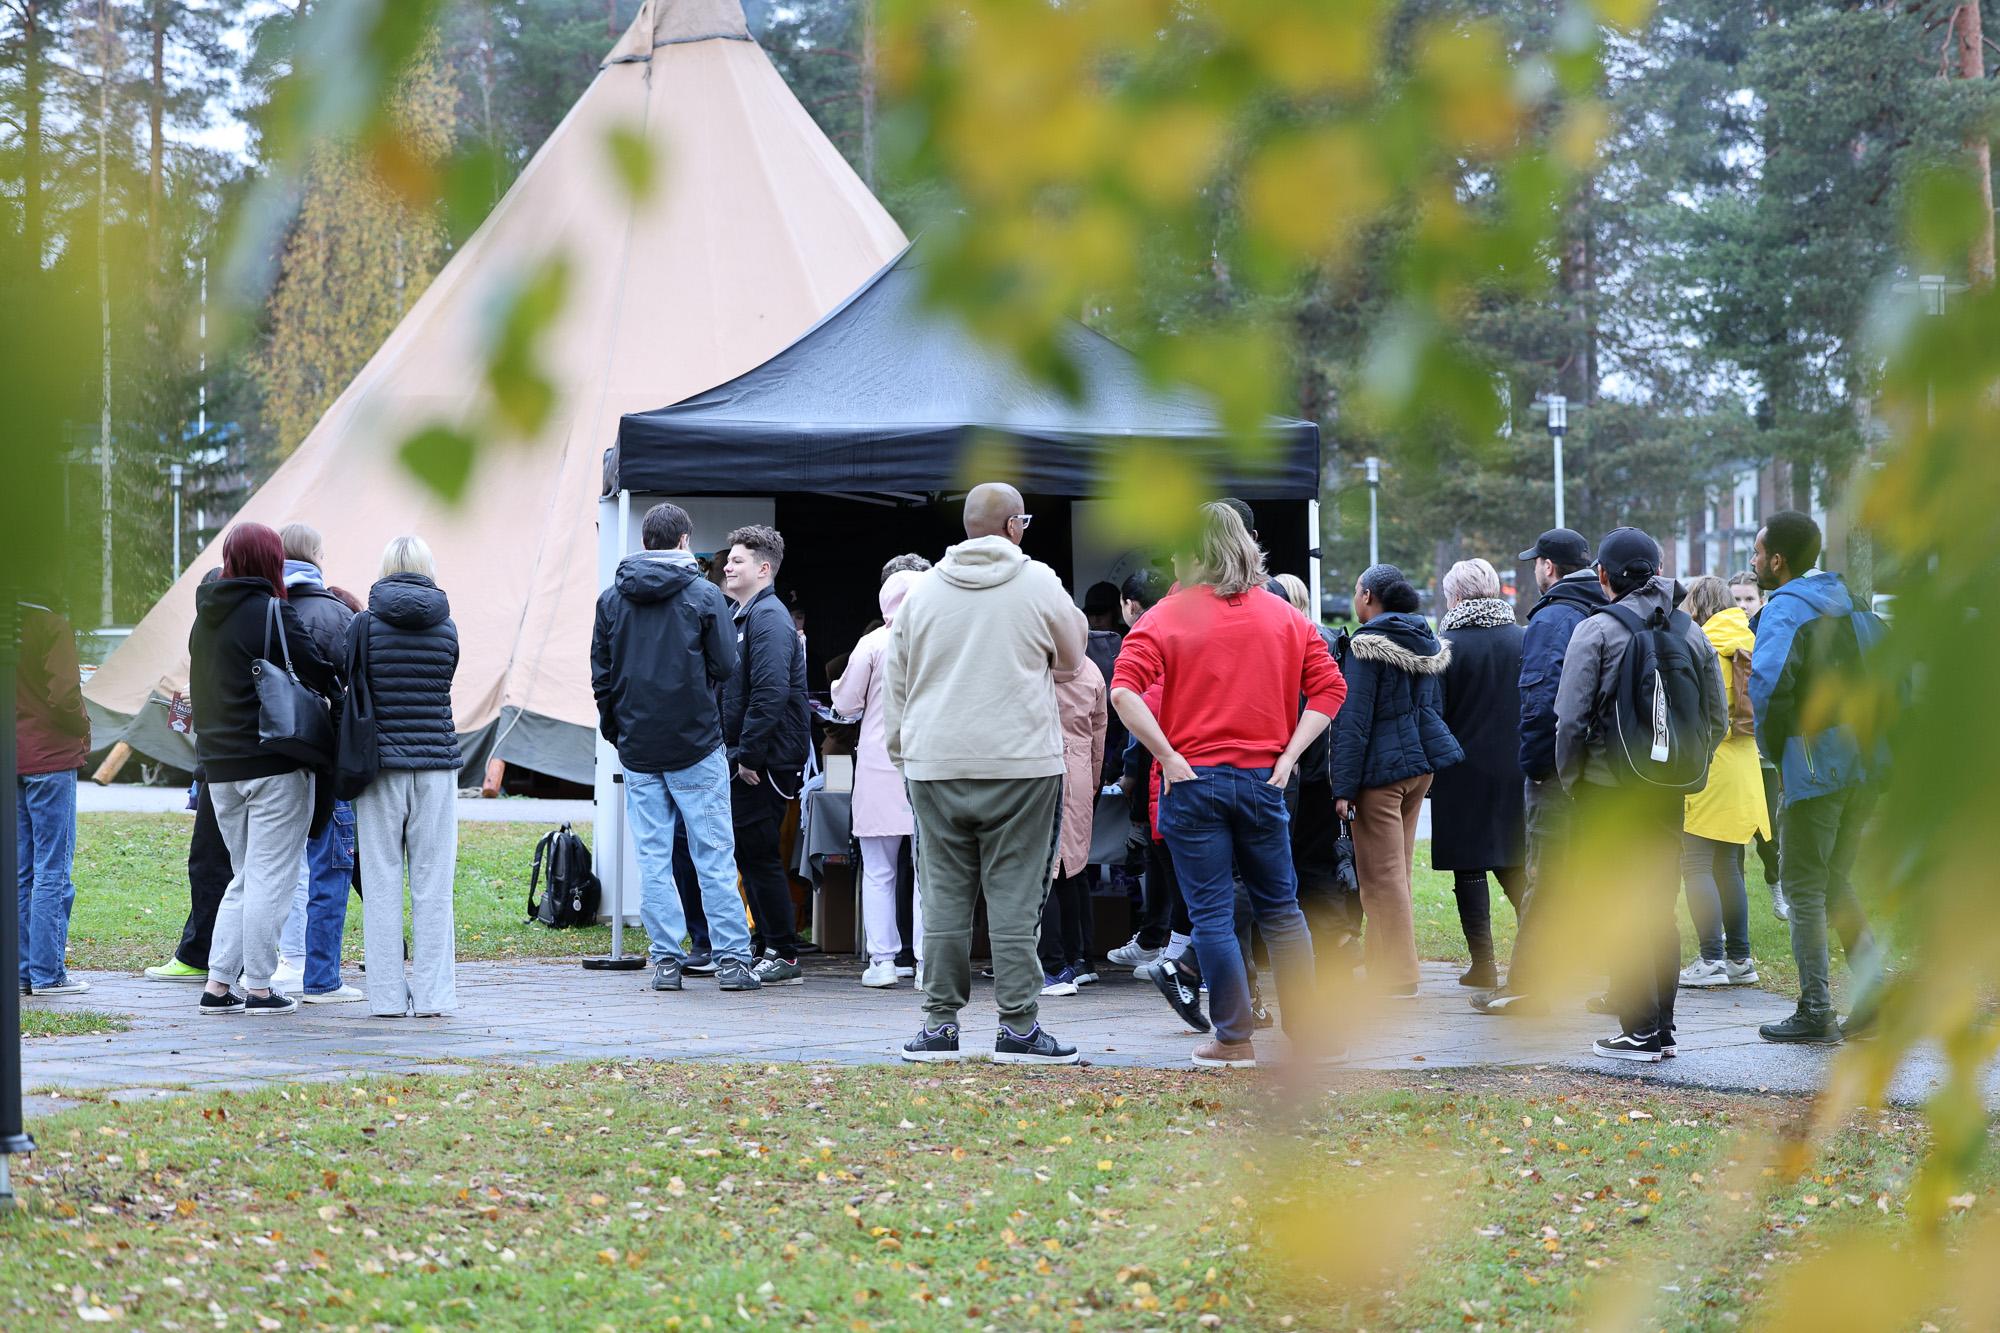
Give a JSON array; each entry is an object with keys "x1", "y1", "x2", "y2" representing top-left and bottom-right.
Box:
[
  {"x1": 1440, "y1": 557, "x2": 1502, "y2": 608},
  {"x1": 380, "y1": 535, "x2": 436, "y2": 580},
  {"x1": 1273, "y1": 572, "x2": 1311, "y2": 615},
  {"x1": 1681, "y1": 574, "x2": 1731, "y2": 625},
  {"x1": 1187, "y1": 501, "x2": 1266, "y2": 597},
  {"x1": 279, "y1": 522, "x2": 324, "y2": 567}
]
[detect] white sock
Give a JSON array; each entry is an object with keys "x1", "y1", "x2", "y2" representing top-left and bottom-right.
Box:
[{"x1": 1164, "y1": 932, "x2": 1191, "y2": 960}]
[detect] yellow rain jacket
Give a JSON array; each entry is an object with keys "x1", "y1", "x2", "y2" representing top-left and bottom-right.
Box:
[{"x1": 1685, "y1": 606, "x2": 1773, "y2": 845}]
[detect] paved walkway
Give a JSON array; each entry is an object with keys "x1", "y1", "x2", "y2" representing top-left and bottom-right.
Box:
[
  {"x1": 81, "y1": 785, "x2": 592, "y2": 824},
  {"x1": 22, "y1": 958, "x2": 1994, "y2": 1114}
]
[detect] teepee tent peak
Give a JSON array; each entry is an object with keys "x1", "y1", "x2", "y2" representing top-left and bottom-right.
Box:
[{"x1": 604, "y1": 0, "x2": 752, "y2": 65}]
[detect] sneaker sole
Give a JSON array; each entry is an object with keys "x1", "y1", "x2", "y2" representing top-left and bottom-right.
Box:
[
  {"x1": 1679, "y1": 975, "x2": 1730, "y2": 988},
  {"x1": 1191, "y1": 1054, "x2": 1258, "y2": 1069},
  {"x1": 993, "y1": 1051, "x2": 1081, "y2": 1065},
  {"x1": 1759, "y1": 1031, "x2": 1841, "y2": 1045},
  {"x1": 197, "y1": 1004, "x2": 245, "y2": 1017},
  {"x1": 1726, "y1": 975, "x2": 1760, "y2": 986},
  {"x1": 1041, "y1": 984, "x2": 1079, "y2": 997},
  {"x1": 718, "y1": 983, "x2": 762, "y2": 992},
  {"x1": 144, "y1": 972, "x2": 208, "y2": 983},
  {"x1": 862, "y1": 977, "x2": 898, "y2": 989},
  {"x1": 1591, "y1": 1045, "x2": 1662, "y2": 1062},
  {"x1": 758, "y1": 976, "x2": 805, "y2": 987},
  {"x1": 899, "y1": 1048, "x2": 965, "y2": 1063},
  {"x1": 651, "y1": 983, "x2": 685, "y2": 992},
  {"x1": 246, "y1": 1004, "x2": 299, "y2": 1017},
  {"x1": 29, "y1": 987, "x2": 90, "y2": 997},
  {"x1": 299, "y1": 992, "x2": 364, "y2": 1004}
]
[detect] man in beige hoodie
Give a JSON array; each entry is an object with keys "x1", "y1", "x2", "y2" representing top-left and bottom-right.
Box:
[{"x1": 884, "y1": 482, "x2": 1088, "y2": 1065}]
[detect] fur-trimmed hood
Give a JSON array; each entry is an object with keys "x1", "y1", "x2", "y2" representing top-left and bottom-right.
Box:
[
  {"x1": 1349, "y1": 611, "x2": 1451, "y2": 675},
  {"x1": 1440, "y1": 596, "x2": 1516, "y2": 631}
]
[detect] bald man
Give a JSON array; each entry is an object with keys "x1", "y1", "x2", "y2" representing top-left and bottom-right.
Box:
[{"x1": 883, "y1": 483, "x2": 1089, "y2": 1065}]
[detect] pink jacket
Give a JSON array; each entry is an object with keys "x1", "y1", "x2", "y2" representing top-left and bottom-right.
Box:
[
  {"x1": 1052, "y1": 656, "x2": 1107, "y2": 877},
  {"x1": 831, "y1": 571, "x2": 922, "y2": 838}
]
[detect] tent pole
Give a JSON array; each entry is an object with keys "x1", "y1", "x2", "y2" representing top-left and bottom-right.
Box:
[{"x1": 1308, "y1": 498, "x2": 1323, "y2": 622}]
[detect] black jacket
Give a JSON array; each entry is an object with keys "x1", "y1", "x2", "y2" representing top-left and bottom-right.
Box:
[
  {"x1": 592, "y1": 552, "x2": 738, "y2": 774},
  {"x1": 1331, "y1": 611, "x2": 1464, "y2": 800},
  {"x1": 1517, "y1": 570, "x2": 1608, "y2": 780},
  {"x1": 188, "y1": 577, "x2": 341, "y2": 783},
  {"x1": 1086, "y1": 628, "x2": 1127, "y2": 784},
  {"x1": 720, "y1": 583, "x2": 810, "y2": 774},
  {"x1": 356, "y1": 574, "x2": 461, "y2": 771},
  {"x1": 1430, "y1": 600, "x2": 1526, "y2": 870},
  {"x1": 287, "y1": 569, "x2": 354, "y2": 667}
]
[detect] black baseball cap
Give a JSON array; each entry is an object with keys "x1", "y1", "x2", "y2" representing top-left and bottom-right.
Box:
[
  {"x1": 1595, "y1": 526, "x2": 1661, "y2": 581},
  {"x1": 1518, "y1": 528, "x2": 1591, "y2": 566}
]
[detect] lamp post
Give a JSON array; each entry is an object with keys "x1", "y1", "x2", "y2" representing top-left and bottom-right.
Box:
[
  {"x1": 1543, "y1": 393, "x2": 1568, "y2": 531},
  {"x1": 169, "y1": 463, "x2": 183, "y2": 580},
  {"x1": 1363, "y1": 455, "x2": 1381, "y2": 567}
]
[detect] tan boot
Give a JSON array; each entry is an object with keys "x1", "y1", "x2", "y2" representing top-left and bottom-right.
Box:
[{"x1": 1191, "y1": 1038, "x2": 1257, "y2": 1068}]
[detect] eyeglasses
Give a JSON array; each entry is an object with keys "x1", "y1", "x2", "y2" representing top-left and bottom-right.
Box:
[{"x1": 1009, "y1": 513, "x2": 1034, "y2": 531}]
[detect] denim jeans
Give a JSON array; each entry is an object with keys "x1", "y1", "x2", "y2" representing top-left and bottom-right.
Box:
[
  {"x1": 301, "y1": 801, "x2": 356, "y2": 993},
  {"x1": 1681, "y1": 833, "x2": 1750, "y2": 964},
  {"x1": 626, "y1": 748, "x2": 751, "y2": 964},
  {"x1": 17, "y1": 770, "x2": 78, "y2": 988},
  {"x1": 1158, "y1": 765, "x2": 1315, "y2": 1045},
  {"x1": 1780, "y1": 785, "x2": 1877, "y2": 1019}
]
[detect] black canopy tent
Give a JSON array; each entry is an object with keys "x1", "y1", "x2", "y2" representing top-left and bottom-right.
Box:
[{"x1": 603, "y1": 245, "x2": 1321, "y2": 688}]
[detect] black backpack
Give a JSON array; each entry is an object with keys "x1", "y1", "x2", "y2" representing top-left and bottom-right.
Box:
[
  {"x1": 1593, "y1": 602, "x2": 1715, "y2": 792},
  {"x1": 527, "y1": 823, "x2": 601, "y2": 928}
]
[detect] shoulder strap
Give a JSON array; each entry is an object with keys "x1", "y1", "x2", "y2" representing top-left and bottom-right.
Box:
[
  {"x1": 1596, "y1": 601, "x2": 1647, "y2": 635},
  {"x1": 264, "y1": 598, "x2": 296, "y2": 674},
  {"x1": 527, "y1": 828, "x2": 554, "y2": 920}
]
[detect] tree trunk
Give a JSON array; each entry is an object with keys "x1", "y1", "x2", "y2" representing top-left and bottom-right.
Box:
[
  {"x1": 23, "y1": 0, "x2": 46, "y2": 270},
  {"x1": 98, "y1": 0, "x2": 117, "y2": 629},
  {"x1": 1953, "y1": 4, "x2": 1995, "y2": 286},
  {"x1": 859, "y1": 0, "x2": 877, "y2": 189},
  {"x1": 149, "y1": 0, "x2": 165, "y2": 240}
]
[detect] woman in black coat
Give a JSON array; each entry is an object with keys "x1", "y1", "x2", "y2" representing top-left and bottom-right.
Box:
[{"x1": 1430, "y1": 558, "x2": 1527, "y2": 989}]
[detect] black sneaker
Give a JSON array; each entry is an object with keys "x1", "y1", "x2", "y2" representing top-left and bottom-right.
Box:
[
  {"x1": 652, "y1": 959, "x2": 684, "y2": 992},
  {"x1": 1591, "y1": 1029, "x2": 1662, "y2": 1063},
  {"x1": 1149, "y1": 960, "x2": 1211, "y2": 1033},
  {"x1": 1585, "y1": 992, "x2": 1615, "y2": 1015},
  {"x1": 244, "y1": 990, "x2": 298, "y2": 1017},
  {"x1": 198, "y1": 989, "x2": 245, "y2": 1016},
  {"x1": 1759, "y1": 1010, "x2": 1841, "y2": 1044},
  {"x1": 994, "y1": 1024, "x2": 1080, "y2": 1065},
  {"x1": 716, "y1": 958, "x2": 763, "y2": 991},
  {"x1": 682, "y1": 952, "x2": 718, "y2": 977},
  {"x1": 1249, "y1": 995, "x2": 1275, "y2": 1029},
  {"x1": 900, "y1": 1023, "x2": 963, "y2": 1063},
  {"x1": 753, "y1": 955, "x2": 804, "y2": 987},
  {"x1": 1660, "y1": 1026, "x2": 1678, "y2": 1058}
]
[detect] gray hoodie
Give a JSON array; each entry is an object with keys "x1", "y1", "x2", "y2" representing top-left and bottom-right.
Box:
[
  {"x1": 882, "y1": 535, "x2": 1088, "y2": 781},
  {"x1": 1554, "y1": 575, "x2": 1726, "y2": 791}
]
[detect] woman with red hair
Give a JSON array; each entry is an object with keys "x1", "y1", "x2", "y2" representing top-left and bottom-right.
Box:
[{"x1": 187, "y1": 521, "x2": 341, "y2": 1017}]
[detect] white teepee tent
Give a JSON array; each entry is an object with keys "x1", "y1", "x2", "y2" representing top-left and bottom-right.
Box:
[{"x1": 85, "y1": 0, "x2": 907, "y2": 782}]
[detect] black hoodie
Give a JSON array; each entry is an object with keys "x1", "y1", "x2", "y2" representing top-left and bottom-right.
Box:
[
  {"x1": 355, "y1": 573, "x2": 462, "y2": 771},
  {"x1": 188, "y1": 577, "x2": 341, "y2": 782},
  {"x1": 591, "y1": 551, "x2": 739, "y2": 774}
]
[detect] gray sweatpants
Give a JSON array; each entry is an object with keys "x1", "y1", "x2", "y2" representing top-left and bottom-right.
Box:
[
  {"x1": 354, "y1": 768, "x2": 458, "y2": 1016},
  {"x1": 908, "y1": 775, "x2": 1063, "y2": 1034},
  {"x1": 208, "y1": 770, "x2": 316, "y2": 993}
]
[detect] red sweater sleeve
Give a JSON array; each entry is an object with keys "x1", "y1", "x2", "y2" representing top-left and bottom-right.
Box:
[
  {"x1": 1109, "y1": 612, "x2": 1166, "y2": 697},
  {"x1": 1301, "y1": 623, "x2": 1346, "y2": 719}
]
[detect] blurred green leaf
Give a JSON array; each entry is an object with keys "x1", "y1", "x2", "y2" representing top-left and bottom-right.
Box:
[
  {"x1": 398, "y1": 425, "x2": 478, "y2": 503},
  {"x1": 604, "y1": 125, "x2": 660, "y2": 205}
]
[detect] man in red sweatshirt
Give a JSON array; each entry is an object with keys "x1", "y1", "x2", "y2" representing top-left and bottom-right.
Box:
[
  {"x1": 1111, "y1": 503, "x2": 1346, "y2": 1067},
  {"x1": 16, "y1": 596, "x2": 91, "y2": 996}
]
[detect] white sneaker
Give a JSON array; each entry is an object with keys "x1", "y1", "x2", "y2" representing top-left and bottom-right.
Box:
[
  {"x1": 1107, "y1": 936, "x2": 1161, "y2": 968},
  {"x1": 300, "y1": 984, "x2": 365, "y2": 1004},
  {"x1": 1723, "y1": 958, "x2": 1760, "y2": 986},
  {"x1": 271, "y1": 960, "x2": 305, "y2": 991},
  {"x1": 1769, "y1": 881, "x2": 1790, "y2": 921},
  {"x1": 861, "y1": 960, "x2": 899, "y2": 988},
  {"x1": 894, "y1": 964, "x2": 916, "y2": 979},
  {"x1": 1678, "y1": 959, "x2": 1729, "y2": 988},
  {"x1": 30, "y1": 978, "x2": 90, "y2": 996}
]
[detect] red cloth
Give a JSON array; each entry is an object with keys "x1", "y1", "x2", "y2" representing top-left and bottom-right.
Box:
[
  {"x1": 1111, "y1": 586, "x2": 1345, "y2": 771},
  {"x1": 16, "y1": 603, "x2": 90, "y2": 775}
]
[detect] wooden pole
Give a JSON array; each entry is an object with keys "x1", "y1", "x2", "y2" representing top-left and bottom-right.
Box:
[
  {"x1": 91, "y1": 741, "x2": 134, "y2": 786},
  {"x1": 1952, "y1": 4, "x2": 1996, "y2": 287}
]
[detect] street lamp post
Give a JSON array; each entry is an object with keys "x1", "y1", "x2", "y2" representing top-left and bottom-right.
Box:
[
  {"x1": 1544, "y1": 393, "x2": 1568, "y2": 531},
  {"x1": 1364, "y1": 455, "x2": 1381, "y2": 567},
  {"x1": 169, "y1": 463, "x2": 183, "y2": 580}
]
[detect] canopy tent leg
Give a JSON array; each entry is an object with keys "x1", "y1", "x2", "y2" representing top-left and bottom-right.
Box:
[
  {"x1": 585, "y1": 489, "x2": 644, "y2": 973},
  {"x1": 1308, "y1": 498, "x2": 1323, "y2": 621}
]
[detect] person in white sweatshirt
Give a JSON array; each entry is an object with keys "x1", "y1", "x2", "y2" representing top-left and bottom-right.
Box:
[{"x1": 883, "y1": 482, "x2": 1087, "y2": 1066}]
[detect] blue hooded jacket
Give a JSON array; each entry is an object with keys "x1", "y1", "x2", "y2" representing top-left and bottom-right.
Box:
[{"x1": 1747, "y1": 571, "x2": 1887, "y2": 802}]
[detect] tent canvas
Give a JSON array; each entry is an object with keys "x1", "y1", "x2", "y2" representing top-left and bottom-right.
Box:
[
  {"x1": 81, "y1": 0, "x2": 907, "y2": 785},
  {"x1": 610, "y1": 244, "x2": 1321, "y2": 499}
]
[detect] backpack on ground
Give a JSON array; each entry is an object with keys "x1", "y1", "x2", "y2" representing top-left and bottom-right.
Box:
[
  {"x1": 1594, "y1": 602, "x2": 1715, "y2": 792},
  {"x1": 527, "y1": 823, "x2": 601, "y2": 928}
]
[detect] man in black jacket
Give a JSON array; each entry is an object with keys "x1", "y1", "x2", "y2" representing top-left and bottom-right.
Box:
[
  {"x1": 592, "y1": 503, "x2": 759, "y2": 993},
  {"x1": 720, "y1": 524, "x2": 812, "y2": 986},
  {"x1": 1472, "y1": 528, "x2": 1606, "y2": 1016}
]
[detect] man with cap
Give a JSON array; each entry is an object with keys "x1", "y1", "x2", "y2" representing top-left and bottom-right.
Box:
[
  {"x1": 1553, "y1": 527, "x2": 1725, "y2": 1062},
  {"x1": 1470, "y1": 529, "x2": 1606, "y2": 1016}
]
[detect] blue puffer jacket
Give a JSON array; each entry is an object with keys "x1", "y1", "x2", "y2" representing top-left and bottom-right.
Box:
[
  {"x1": 1517, "y1": 571, "x2": 1608, "y2": 780},
  {"x1": 1747, "y1": 571, "x2": 1887, "y2": 802},
  {"x1": 1332, "y1": 611, "x2": 1464, "y2": 799}
]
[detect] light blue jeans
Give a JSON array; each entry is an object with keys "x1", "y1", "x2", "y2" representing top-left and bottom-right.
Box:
[
  {"x1": 626, "y1": 748, "x2": 751, "y2": 965},
  {"x1": 279, "y1": 800, "x2": 354, "y2": 992},
  {"x1": 17, "y1": 770, "x2": 78, "y2": 988}
]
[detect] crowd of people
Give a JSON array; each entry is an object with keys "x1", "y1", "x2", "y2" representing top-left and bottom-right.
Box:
[{"x1": 16, "y1": 486, "x2": 1889, "y2": 1070}]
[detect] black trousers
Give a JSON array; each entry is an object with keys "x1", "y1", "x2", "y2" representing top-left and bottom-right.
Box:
[
  {"x1": 174, "y1": 782, "x2": 232, "y2": 970},
  {"x1": 894, "y1": 836, "x2": 918, "y2": 967},
  {"x1": 1575, "y1": 782, "x2": 1684, "y2": 1040},
  {"x1": 1753, "y1": 764, "x2": 1782, "y2": 887},
  {"x1": 733, "y1": 773, "x2": 798, "y2": 960},
  {"x1": 1452, "y1": 866, "x2": 1527, "y2": 967},
  {"x1": 1038, "y1": 871, "x2": 1090, "y2": 972}
]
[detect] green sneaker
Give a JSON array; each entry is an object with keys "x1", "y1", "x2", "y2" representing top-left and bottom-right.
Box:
[{"x1": 144, "y1": 958, "x2": 206, "y2": 982}]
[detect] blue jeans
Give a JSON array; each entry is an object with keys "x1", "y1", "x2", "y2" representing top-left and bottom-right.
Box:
[
  {"x1": 17, "y1": 770, "x2": 78, "y2": 988},
  {"x1": 1158, "y1": 765, "x2": 1316, "y2": 1044},
  {"x1": 626, "y1": 748, "x2": 751, "y2": 964},
  {"x1": 302, "y1": 801, "x2": 356, "y2": 993}
]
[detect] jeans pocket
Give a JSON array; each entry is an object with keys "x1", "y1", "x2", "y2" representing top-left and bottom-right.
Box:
[{"x1": 329, "y1": 803, "x2": 357, "y2": 872}]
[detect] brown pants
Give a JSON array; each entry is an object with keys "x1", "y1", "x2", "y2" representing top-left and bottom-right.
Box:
[{"x1": 1353, "y1": 773, "x2": 1432, "y2": 988}]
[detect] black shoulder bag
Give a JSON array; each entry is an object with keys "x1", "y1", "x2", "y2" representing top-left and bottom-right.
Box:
[
  {"x1": 255, "y1": 599, "x2": 335, "y2": 768},
  {"x1": 333, "y1": 612, "x2": 380, "y2": 799}
]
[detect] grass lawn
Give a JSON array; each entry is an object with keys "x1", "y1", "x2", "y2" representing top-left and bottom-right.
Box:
[
  {"x1": 1, "y1": 1064, "x2": 1990, "y2": 1330},
  {"x1": 70, "y1": 814, "x2": 1824, "y2": 998},
  {"x1": 20, "y1": 1008, "x2": 128, "y2": 1039}
]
